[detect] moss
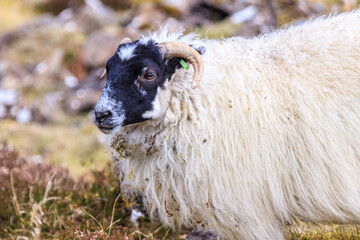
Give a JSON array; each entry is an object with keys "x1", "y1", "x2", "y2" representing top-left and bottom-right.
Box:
[
  {"x1": 193, "y1": 20, "x2": 242, "y2": 39},
  {"x1": 34, "y1": 0, "x2": 84, "y2": 15},
  {"x1": 288, "y1": 224, "x2": 360, "y2": 239},
  {"x1": 0, "y1": 142, "x2": 178, "y2": 239},
  {"x1": 3, "y1": 29, "x2": 85, "y2": 66},
  {"x1": 0, "y1": 118, "x2": 108, "y2": 178},
  {"x1": 0, "y1": 0, "x2": 38, "y2": 32}
]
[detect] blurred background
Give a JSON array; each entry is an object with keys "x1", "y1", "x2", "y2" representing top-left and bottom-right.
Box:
[
  {"x1": 1, "y1": 0, "x2": 359, "y2": 177},
  {"x1": 0, "y1": 0, "x2": 359, "y2": 239}
]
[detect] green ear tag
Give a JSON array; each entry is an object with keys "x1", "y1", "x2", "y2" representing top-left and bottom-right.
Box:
[{"x1": 179, "y1": 59, "x2": 189, "y2": 70}]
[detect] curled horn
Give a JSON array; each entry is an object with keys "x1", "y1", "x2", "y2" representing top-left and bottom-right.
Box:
[
  {"x1": 157, "y1": 42, "x2": 204, "y2": 88},
  {"x1": 120, "y1": 37, "x2": 132, "y2": 44},
  {"x1": 100, "y1": 37, "x2": 133, "y2": 80},
  {"x1": 100, "y1": 68, "x2": 106, "y2": 80}
]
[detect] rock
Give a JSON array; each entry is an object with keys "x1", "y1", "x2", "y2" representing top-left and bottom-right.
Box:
[
  {"x1": 4, "y1": 48, "x2": 69, "y2": 89},
  {"x1": 1, "y1": 64, "x2": 33, "y2": 89},
  {"x1": 64, "y1": 75, "x2": 79, "y2": 88},
  {"x1": 56, "y1": 8, "x2": 75, "y2": 23},
  {"x1": 33, "y1": 91, "x2": 64, "y2": 123},
  {"x1": 63, "y1": 67, "x2": 105, "y2": 114},
  {"x1": 130, "y1": 209, "x2": 144, "y2": 227},
  {"x1": 185, "y1": 230, "x2": 217, "y2": 240},
  {"x1": 64, "y1": 88, "x2": 101, "y2": 114},
  {"x1": 72, "y1": 0, "x2": 120, "y2": 33},
  {"x1": 1, "y1": 32, "x2": 79, "y2": 89},
  {"x1": 190, "y1": 2, "x2": 230, "y2": 23},
  {"x1": 35, "y1": 49, "x2": 66, "y2": 87},
  {"x1": 33, "y1": 0, "x2": 83, "y2": 15},
  {"x1": 54, "y1": 8, "x2": 79, "y2": 33},
  {"x1": 81, "y1": 29, "x2": 122, "y2": 69},
  {"x1": 80, "y1": 68, "x2": 107, "y2": 90},
  {"x1": 43, "y1": 91, "x2": 64, "y2": 112},
  {"x1": 181, "y1": 0, "x2": 245, "y2": 28},
  {"x1": 230, "y1": 5, "x2": 257, "y2": 24},
  {"x1": 160, "y1": 0, "x2": 192, "y2": 16},
  {"x1": 0, "y1": 62, "x2": 4, "y2": 80},
  {"x1": 0, "y1": 89, "x2": 18, "y2": 106},
  {"x1": 102, "y1": 0, "x2": 131, "y2": 10},
  {"x1": 235, "y1": 1, "x2": 277, "y2": 37},
  {"x1": 125, "y1": 2, "x2": 168, "y2": 32},
  {"x1": 16, "y1": 108, "x2": 32, "y2": 124},
  {"x1": 0, "y1": 14, "x2": 54, "y2": 49},
  {"x1": 0, "y1": 104, "x2": 6, "y2": 119}
]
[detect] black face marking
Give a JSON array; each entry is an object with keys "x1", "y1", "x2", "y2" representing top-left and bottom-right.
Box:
[{"x1": 94, "y1": 39, "x2": 205, "y2": 133}]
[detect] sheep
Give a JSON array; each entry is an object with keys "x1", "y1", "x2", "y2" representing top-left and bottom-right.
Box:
[{"x1": 94, "y1": 10, "x2": 360, "y2": 240}]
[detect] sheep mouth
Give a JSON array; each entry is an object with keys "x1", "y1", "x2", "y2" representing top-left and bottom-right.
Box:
[
  {"x1": 97, "y1": 125, "x2": 117, "y2": 134},
  {"x1": 94, "y1": 117, "x2": 123, "y2": 134}
]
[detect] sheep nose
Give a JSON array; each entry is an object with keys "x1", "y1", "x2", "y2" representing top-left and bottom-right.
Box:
[{"x1": 95, "y1": 110, "x2": 112, "y2": 123}]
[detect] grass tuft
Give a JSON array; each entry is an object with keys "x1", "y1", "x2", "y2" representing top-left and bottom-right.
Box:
[
  {"x1": 0, "y1": 142, "x2": 171, "y2": 239},
  {"x1": 2, "y1": 141, "x2": 360, "y2": 239}
]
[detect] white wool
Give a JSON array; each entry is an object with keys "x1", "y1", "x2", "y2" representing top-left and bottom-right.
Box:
[
  {"x1": 107, "y1": 10, "x2": 360, "y2": 240},
  {"x1": 140, "y1": 26, "x2": 207, "y2": 50},
  {"x1": 117, "y1": 43, "x2": 137, "y2": 61},
  {"x1": 142, "y1": 86, "x2": 165, "y2": 119}
]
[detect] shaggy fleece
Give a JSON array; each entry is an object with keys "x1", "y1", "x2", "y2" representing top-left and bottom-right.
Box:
[{"x1": 107, "y1": 10, "x2": 360, "y2": 240}]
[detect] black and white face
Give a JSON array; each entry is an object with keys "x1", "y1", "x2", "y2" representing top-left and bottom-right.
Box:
[{"x1": 94, "y1": 40, "x2": 184, "y2": 134}]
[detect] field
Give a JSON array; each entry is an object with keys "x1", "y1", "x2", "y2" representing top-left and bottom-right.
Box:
[
  {"x1": 2, "y1": 122, "x2": 360, "y2": 239},
  {"x1": 1, "y1": 0, "x2": 360, "y2": 239}
]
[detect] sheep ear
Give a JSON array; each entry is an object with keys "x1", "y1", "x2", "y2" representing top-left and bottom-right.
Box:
[
  {"x1": 163, "y1": 57, "x2": 185, "y2": 82},
  {"x1": 191, "y1": 45, "x2": 206, "y2": 55}
]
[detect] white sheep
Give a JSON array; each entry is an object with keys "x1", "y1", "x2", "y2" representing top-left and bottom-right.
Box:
[{"x1": 95, "y1": 9, "x2": 360, "y2": 239}]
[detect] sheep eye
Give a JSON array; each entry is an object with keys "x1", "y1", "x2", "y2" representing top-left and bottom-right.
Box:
[
  {"x1": 144, "y1": 72, "x2": 155, "y2": 80},
  {"x1": 140, "y1": 67, "x2": 157, "y2": 82}
]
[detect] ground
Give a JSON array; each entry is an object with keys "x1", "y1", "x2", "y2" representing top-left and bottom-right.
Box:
[{"x1": 1, "y1": 0, "x2": 360, "y2": 239}]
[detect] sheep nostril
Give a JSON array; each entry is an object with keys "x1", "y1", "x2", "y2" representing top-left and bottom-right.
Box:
[{"x1": 95, "y1": 110, "x2": 112, "y2": 122}]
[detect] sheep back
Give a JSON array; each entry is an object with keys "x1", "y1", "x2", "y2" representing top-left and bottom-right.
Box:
[{"x1": 108, "y1": 10, "x2": 360, "y2": 240}]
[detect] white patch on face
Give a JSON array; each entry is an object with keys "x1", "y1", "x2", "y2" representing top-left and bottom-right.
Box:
[
  {"x1": 117, "y1": 44, "x2": 137, "y2": 61},
  {"x1": 142, "y1": 86, "x2": 167, "y2": 120},
  {"x1": 139, "y1": 86, "x2": 147, "y2": 97},
  {"x1": 139, "y1": 37, "x2": 151, "y2": 45},
  {"x1": 134, "y1": 79, "x2": 147, "y2": 97}
]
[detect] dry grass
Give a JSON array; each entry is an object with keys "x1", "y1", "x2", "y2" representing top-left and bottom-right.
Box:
[
  {"x1": 288, "y1": 222, "x2": 360, "y2": 240},
  {"x1": 2, "y1": 1, "x2": 360, "y2": 238},
  {"x1": 0, "y1": 142, "x2": 177, "y2": 239},
  {"x1": 0, "y1": 118, "x2": 108, "y2": 178},
  {"x1": 2, "y1": 139, "x2": 360, "y2": 240}
]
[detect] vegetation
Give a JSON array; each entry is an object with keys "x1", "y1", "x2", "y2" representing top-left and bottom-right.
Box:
[
  {"x1": 0, "y1": 142, "x2": 178, "y2": 239},
  {"x1": 2, "y1": 140, "x2": 360, "y2": 239},
  {"x1": 1, "y1": 0, "x2": 360, "y2": 239}
]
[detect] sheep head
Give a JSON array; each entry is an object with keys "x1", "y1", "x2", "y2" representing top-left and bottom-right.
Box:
[{"x1": 94, "y1": 37, "x2": 204, "y2": 134}]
